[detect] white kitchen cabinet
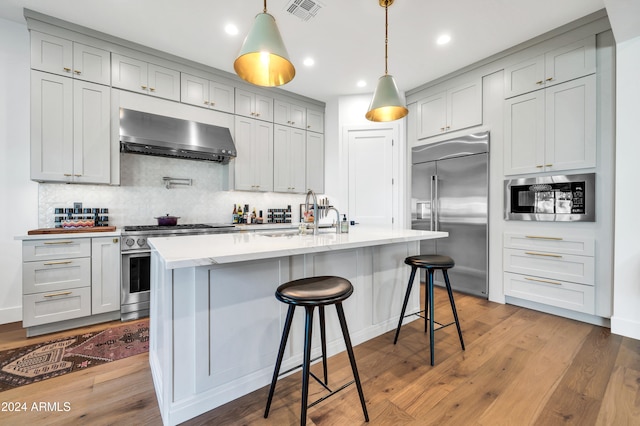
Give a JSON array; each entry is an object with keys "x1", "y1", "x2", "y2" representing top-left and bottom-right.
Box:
[
  {"x1": 306, "y1": 108, "x2": 324, "y2": 133},
  {"x1": 31, "y1": 71, "x2": 111, "y2": 184},
  {"x1": 504, "y1": 36, "x2": 596, "y2": 99},
  {"x1": 91, "y1": 236, "x2": 121, "y2": 315},
  {"x1": 30, "y1": 31, "x2": 111, "y2": 85},
  {"x1": 274, "y1": 99, "x2": 306, "y2": 130},
  {"x1": 503, "y1": 233, "x2": 595, "y2": 314},
  {"x1": 181, "y1": 72, "x2": 234, "y2": 113},
  {"x1": 306, "y1": 131, "x2": 325, "y2": 194},
  {"x1": 234, "y1": 115, "x2": 273, "y2": 192},
  {"x1": 504, "y1": 74, "x2": 596, "y2": 175},
  {"x1": 112, "y1": 54, "x2": 180, "y2": 101},
  {"x1": 235, "y1": 89, "x2": 273, "y2": 121},
  {"x1": 416, "y1": 79, "x2": 482, "y2": 139},
  {"x1": 273, "y1": 124, "x2": 306, "y2": 193}
]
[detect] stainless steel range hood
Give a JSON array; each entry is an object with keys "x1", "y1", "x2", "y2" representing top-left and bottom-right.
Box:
[{"x1": 119, "y1": 108, "x2": 237, "y2": 163}]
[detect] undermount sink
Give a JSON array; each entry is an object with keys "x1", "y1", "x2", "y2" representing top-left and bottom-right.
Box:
[{"x1": 258, "y1": 230, "x2": 301, "y2": 237}]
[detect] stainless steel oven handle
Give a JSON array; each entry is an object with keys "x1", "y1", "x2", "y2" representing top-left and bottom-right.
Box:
[
  {"x1": 430, "y1": 176, "x2": 434, "y2": 231},
  {"x1": 433, "y1": 175, "x2": 439, "y2": 232}
]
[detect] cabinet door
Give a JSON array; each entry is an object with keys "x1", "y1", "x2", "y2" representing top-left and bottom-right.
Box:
[
  {"x1": 30, "y1": 31, "x2": 73, "y2": 77},
  {"x1": 447, "y1": 80, "x2": 482, "y2": 132},
  {"x1": 148, "y1": 63, "x2": 180, "y2": 101},
  {"x1": 234, "y1": 116, "x2": 273, "y2": 192},
  {"x1": 273, "y1": 125, "x2": 305, "y2": 193},
  {"x1": 289, "y1": 103, "x2": 306, "y2": 129},
  {"x1": 92, "y1": 237, "x2": 121, "y2": 314},
  {"x1": 111, "y1": 54, "x2": 148, "y2": 94},
  {"x1": 181, "y1": 73, "x2": 209, "y2": 107},
  {"x1": 73, "y1": 42, "x2": 110, "y2": 85},
  {"x1": 416, "y1": 91, "x2": 447, "y2": 139},
  {"x1": 253, "y1": 120, "x2": 274, "y2": 192},
  {"x1": 234, "y1": 89, "x2": 254, "y2": 118},
  {"x1": 209, "y1": 81, "x2": 235, "y2": 113},
  {"x1": 504, "y1": 90, "x2": 545, "y2": 175},
  {"x1": 545, "y1": 75, "x2": 596, "y2": 172},
  {"x1": 545, "y1": 36, "x2": 596, "y2": 88},
  {"x1": 233, "y1": 116, "x2": 255, "y2": 191},
  {"x1": 306, "y1": 132, "x2": 324, "y2": 193},
  {"x1": 504, "y1": 55, "x2": 545, "y2": 98},
  {"x1": 254, "y1": 94, "x2": 273, "y2": 121},
  {"x1": 73, "y1": 80, "x2": 111, "y2": 184},
  {"x1": 306, "y1": 109, "x2": 324, "y2": 133},
  {"x1": 23, "y1": 287, "x2": 91, "y2": 327},
  {"x1": 273, "y1": 100, "x2": 290, "y2": 126},
  {"x1": 23, "y1": 257, "x2": 91, "y2": 295},
  {"x1": 30, "y1": 71, "x2": 74, "y2": 182}
]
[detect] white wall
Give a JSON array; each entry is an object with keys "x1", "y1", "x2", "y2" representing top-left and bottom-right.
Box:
[{"x1": 0, "y1": 18, "x2": 37, "y2": 323}]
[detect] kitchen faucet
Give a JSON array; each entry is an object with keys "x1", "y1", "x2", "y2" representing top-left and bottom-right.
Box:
[
  {"x1": 325, "y1": 206, "x2": 341, "y2": 234},
  {"x1": 304, "y1": 189, "x2": 319, "y2": 235}
]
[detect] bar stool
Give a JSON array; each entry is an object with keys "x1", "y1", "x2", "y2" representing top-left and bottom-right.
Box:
[
  {"x1": 393, "y1": 254, "x2": 465, "y2": 365},
  {"x1": 264, "y1": 276, "x2": 369, "y2": 425}
]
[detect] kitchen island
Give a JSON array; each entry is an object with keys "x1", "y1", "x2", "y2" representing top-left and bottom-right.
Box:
[{"x1": 148, "y1": 226, "x2": 447, "y2": 425}]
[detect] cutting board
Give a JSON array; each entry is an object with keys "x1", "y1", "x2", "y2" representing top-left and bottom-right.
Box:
[{"x1": 28, "y1": 226, "x2": 117, "y2": 235}]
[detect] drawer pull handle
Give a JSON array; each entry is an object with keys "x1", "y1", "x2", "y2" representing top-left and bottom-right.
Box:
[
  {"x1": 43, "y1": 241, "x2": 73, "y2": 245},
  {"x1": 525, "y1": 277, "x2": 561, "y2": 285},
  {"x1": 525, "y1": 251, "x2": 563, "y2": 258},
  {"x1": 44, "y1": 291, "x2": 73, "y2": 298},
  {"x1": 43, "y1": 261, "x2": 72, "y2": 266},
  {"x1": 525, "y1": 235, "x2": 563, "y2": 241}
]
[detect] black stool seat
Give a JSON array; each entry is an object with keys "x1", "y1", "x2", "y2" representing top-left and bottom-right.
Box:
[
  {"x1": 394, "y1": 254, "x2": 465, "y2": 366},
  {"x1": 405, "y1": 254, "x2": 455, "y2": 269},
  {"x1": 265, "y1": 276, "x2": 369, "y2": 425},
  {"x1": 276, "y1": 276, "x2": 353, "y2": 306}
]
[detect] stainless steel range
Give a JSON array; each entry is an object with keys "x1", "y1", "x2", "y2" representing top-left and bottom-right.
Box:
[{"x1": 120, "y1": 223, "x2": 238, "y2": 321}]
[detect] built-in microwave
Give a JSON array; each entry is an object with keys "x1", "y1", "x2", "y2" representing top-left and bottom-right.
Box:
[{"x1": 504, "y1": 173, "x2": 595, "y2": 221}]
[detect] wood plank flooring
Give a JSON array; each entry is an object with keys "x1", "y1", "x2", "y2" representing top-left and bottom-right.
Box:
[{"x1": 1, "y1": 286, "x2": 638, "y2": 425}]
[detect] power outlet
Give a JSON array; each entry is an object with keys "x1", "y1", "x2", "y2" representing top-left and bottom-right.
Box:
[{"x1": 73, "y1": 202, "x2": 82, "y2": 211}]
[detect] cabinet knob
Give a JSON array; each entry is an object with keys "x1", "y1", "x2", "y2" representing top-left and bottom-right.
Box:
[
  {"x1": 141, "y1": 85, "x2": 147, "y2": 90},
  {"x1": 545, "y1": 164, "x2": 553, "y2": 167},
  {"x1": 211, "y1": 101, "x2": 215, "y2": 106},
  {"x1": 546, "y1": 77, "x2": 553, "y2": 82},
  {"x1": 113, "y1": 238, "x2": 119, "y2": 243},
  {"x1": 74, "y1": 174, "x2": 82, "y2": 177},
  {"x1": 536, "y1": 165, "x2": 544, "y2": 168},
  {"x1": 440, "y1": 127, "x2": 445, "y2": 131},
  {"x1": 64, "y1": 173, "x2": 73, "y2": 177},
  {"x1": 204, "y1": 101, "x2": 210, "y2": 105},
  {"x1": 446, "y1": 126, "x2": 450, "y2": 130},
  {"x1": 256, "y1": 112, "x2": 260, "y2": 117},
  {"x1": 149, "y1": 87, "x2": 156, "y2": 92},
  {"x1": 250, "y1": 112, "x2": 255, "y2": 116},
  {"x1": 536, "y1": 80, "x2": 544, "y2": 85},
  {"x1": 74, "y1": 70, "x2": 81, "y2": 74},
  {"x1": 63, "y1": 67, "x2": 71, "y2": 72}
]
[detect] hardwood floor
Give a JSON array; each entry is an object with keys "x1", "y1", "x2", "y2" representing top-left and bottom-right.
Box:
[{"x1": 1, "y1": 286, "x2": 638, "y2": 425}]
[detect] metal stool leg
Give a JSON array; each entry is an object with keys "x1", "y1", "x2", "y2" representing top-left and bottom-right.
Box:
[
  {"x1": 265, "y1": 305, "x2": 296, "y2": 418},
  {"x1": 394, "y1": 266, "x2": 417, "y2": 344},
  {"x1": 319, "y1": 306, "x2": 328, "y2": 384},
  {"x1": 427, "y1": 269, "x2": 435, "y2": 366},
  {"x1": 336, "y1": 303, "x2": 369, "y2": 422},
  {"x1": 300, "y1": 306, "x2": 315, "y2": 426},
  {"x1": 443, "y1": 269, "x2": 465, "y2": 351}
]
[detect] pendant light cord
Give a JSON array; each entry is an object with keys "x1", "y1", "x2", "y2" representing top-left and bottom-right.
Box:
[
  {"x1": 264, "y1": 0, "x2": 267, "y2": 13},
  {"x1": 384, "y1": 3, "x2": 389, "y2": 75}
]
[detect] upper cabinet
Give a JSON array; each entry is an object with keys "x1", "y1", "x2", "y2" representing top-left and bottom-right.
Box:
[
  {"x1": 273, "y1": 125, "x2": 306, "y2": 193},
  {"x1": 31, "y1": 71, "x2": 111, "y2": 184},
  {"x1": 504, "y1": 75, "x2": 596, "y2": 175},
  {"x1": 112, "y1": 54, "x2": 180, "y2": 101},
  {"x1": 305, "y1": 132, "x2": 325, "y2": 193},
  {"x1": 416, "y1": 78, "x2": 482, "y2": 139},
  {"x1": 31, "y1": 31, "x2": 110, "y2": 85},
  {"x1": 181, "y1": 73, "x2": 234, "y2": 113},
  {"x1": 235, "y1": 89, "x2": 273, "y2": 121},
  {"x1": 234, "y1": 115, "x2": 273, "y2": 192},
  {"x1": 504, "y1": 36, "x2": 595, "y2": 99},
  {"x1": 274, "y1": 100, "x2": 306, "y2": 130},
  {"x1": 306, "y1": 108, "x2": 324, "y2": 133}
]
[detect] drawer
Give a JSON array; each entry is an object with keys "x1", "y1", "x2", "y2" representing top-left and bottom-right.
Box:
[
  {"x1": 23, "y1": 257, "x2": 91, "y2": 295},
  {"x1": 22, "y1": 286, "x2": 91, "y2": 327},
  {"x1": 503, "y1": 233, "x2": 594, "y2": 256},
  {"x1": 503, "y1": 248, "x2": 594, "y2": 285},
  {"x1": 504, "y1": 272, "x2": 595, "y2": 314},
  {"x1": 23, "y1": 238, "x2": 91, "y2": 261}
]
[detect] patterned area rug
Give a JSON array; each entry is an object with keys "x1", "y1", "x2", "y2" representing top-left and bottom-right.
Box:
[{"x1": 0, "y1": 319, "x2": 149, "y2": 392}]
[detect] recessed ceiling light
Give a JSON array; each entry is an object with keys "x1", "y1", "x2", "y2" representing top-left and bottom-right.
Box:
[
  {"x1": 303, "y1": 57, "x2": 315, "y2": 67},
  {"x1": 357, "y1": 80, "x2": 367, "y2": 88},
  {"x1": 225, "y1": 24, "x2": 239, "y2": 36},
  {"x1": 437, "y1": 34, "x2": 451, "y2": 45}
]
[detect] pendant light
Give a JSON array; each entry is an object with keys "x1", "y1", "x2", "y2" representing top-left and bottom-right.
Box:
[
  {"x1": 234, "y1": 0, "x2": 296, "y2": 87},
  {"x1": 365, "y1": 0, "x2": 408, "y2": 122}
]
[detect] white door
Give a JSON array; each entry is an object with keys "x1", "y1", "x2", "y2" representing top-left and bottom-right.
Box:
[{"x1": 348, "y1": 128, "x2": 394, "y2": 226}]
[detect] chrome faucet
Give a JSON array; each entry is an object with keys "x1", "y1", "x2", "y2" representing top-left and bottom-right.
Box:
[
  {"x1": 325, "y1": 206, "x2": 341, "y2": 234},
  {"x1": 304, "y1": 189, "x2": 319, "y2": 235}
]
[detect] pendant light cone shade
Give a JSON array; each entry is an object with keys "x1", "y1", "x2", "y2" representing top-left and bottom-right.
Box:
[
  {"x1": 365, "y1": 74, "x2": 408, "y2": 121},
  {"x1": 234, "y1": 12, "x2": 295, "y2": 87}
]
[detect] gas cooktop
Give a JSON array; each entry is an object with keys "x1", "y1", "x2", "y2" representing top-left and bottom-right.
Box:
[
  {"x1": 123, "y1": 223, "x2": 234, "y2": 233},
  {"x1": 121, "y1": 223, "x2": 238, "y2": 251}
]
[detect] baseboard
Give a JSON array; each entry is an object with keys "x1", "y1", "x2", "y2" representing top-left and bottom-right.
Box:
[
  {"x1": 611, "y1": 315, "x2": 640, "y2": 340},
  {"x1": 0, "y1": 306, "x2": 21, "y2": 325},
  {"x1": 505, "y1": 296, "x2": 611, "y2": 327}
]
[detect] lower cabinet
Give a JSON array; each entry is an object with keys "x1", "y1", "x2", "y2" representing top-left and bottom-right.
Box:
[
  {"x1": 503, "y1": 233, "x2": 595, "y2": 314},
  {"x1": 21, "y1": 236, "x2": 121, "y2": 335}
]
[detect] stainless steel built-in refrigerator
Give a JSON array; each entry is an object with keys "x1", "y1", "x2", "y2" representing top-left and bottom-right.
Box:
[{"x1": 411, "y1": 131, "x2": 489, "y2": 297}]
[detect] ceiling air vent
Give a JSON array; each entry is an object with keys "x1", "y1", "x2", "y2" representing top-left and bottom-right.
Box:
[{"x1": 284, "y1": 0, "x2": 324, "y2": 22}]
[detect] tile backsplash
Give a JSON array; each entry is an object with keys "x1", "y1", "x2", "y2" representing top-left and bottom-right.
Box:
[{"x1": 38, "y1": 154, "x2": 312, "y2": 228}]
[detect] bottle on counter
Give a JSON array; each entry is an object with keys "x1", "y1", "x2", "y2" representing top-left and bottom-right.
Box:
[
  {"x1": 341, "y1": 214, "x2": 349, "y2": 233},
  {"x1": 237, "y1": 204, "x2": 243, "y2": 224},
  {"x1": 244, "y1": 204, "x2": 249, "y2": 224},
  {"x1": 232, "y1": 205, "x2": 238, "y2": 224},
  {"x1": 251, "y1": 208, "x2": 257, "y2": 224}
]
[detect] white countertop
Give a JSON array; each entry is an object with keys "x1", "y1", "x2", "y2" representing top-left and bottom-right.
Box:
[
  {"x1": 15, "y1": 230, "x2": 122, "y2": 240},
  {"x1": 149, "y1": 226, "x2": 448, "y2": 269}
]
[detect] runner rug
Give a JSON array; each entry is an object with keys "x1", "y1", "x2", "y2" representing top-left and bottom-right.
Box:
[{"x1": 0, "y1": 319, "x2": 149, "y2": 392}]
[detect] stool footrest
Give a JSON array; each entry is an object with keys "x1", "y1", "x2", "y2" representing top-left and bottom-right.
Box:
[
  {"x1": 405, "y1": 311, "x2": 458, "y2": 331},
  {"x1": 277, "y1": 354, "x2": 324, "y2": 378},
  {"x1": 308, "y1": 380, "x2": 355, "y2": 409}
]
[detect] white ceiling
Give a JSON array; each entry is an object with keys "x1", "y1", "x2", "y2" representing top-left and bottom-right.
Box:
[{"x1": 0, "y1": 0, "x2": 606, "y2": 102}]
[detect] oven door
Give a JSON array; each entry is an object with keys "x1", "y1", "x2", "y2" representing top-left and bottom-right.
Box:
[{"x1": 121, "y1": 251, "x2": 151, "y2": 306}]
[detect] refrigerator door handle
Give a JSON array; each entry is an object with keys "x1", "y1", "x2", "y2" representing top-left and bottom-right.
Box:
[{"x1": 432, "y1": 175, "x2": 439, "y2": 231}]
